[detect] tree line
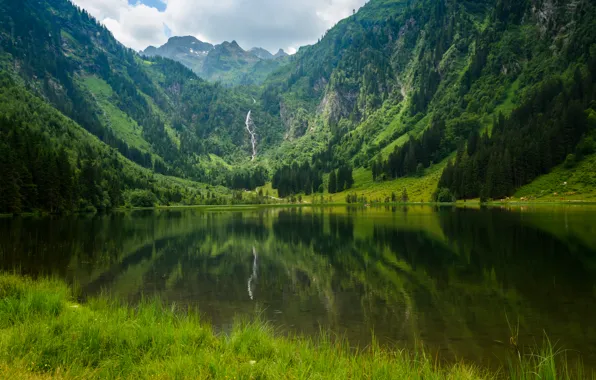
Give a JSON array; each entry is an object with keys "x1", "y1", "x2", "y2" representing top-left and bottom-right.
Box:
[
  {"x1": 371, "y1": 119, "x2": 448, "y2": 180},
  {"x1": 227, "y1": 166, "x2": 268, "y2": 191},
  {"x1": 0, "y1": 114, "x2": 122, "y2": 214},
  {"x1": 272, "y1": 162, "x2": 324, "y2": 198},
  {"x1": 272, "y1": 161, "x2": 355, "y2": 197},
  {"x1": 328, "y1": 165, "x2": 354, "y2": 194}
]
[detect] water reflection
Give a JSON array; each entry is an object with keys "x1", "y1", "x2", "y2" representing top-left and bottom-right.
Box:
[
  {"x1": 1, "y1": 206, "x2": 595, "y2": 369},
  {"x1": 248, "y1": 247, "x2": 258, "y2": 301}
]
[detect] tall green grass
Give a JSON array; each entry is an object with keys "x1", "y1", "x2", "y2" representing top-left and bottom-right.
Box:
[{"x1": 0, "y1": 274, "x2": 592, "y2": 379}]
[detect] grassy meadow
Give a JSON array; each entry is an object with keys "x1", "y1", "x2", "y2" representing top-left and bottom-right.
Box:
[
  {"x1": 294, "y1": 152, "x2": 596, "y2": 206},
  {"x1": 0, "y1": 274, "x2": 592, "y2": 379}
]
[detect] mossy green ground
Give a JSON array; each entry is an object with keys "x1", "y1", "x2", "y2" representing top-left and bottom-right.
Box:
[
  {"x1": 514, "y1": 154, "x2": 596, "y2": 202},
  {"x1": 297, "y1": 152, "x2": 596, "y2": 205},
  {"x1": 304, "y1": 159, "x2": 448, "y2": 204},
  {"x1": 81, "y1": 76, "x2": 153, "y2": 153},
  {"x1": 0, "y1": 274, "x2": 591, "y2": 379}
]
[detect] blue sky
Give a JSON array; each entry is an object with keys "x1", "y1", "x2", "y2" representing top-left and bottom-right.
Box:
[
  {"x1": 128, "y1": 0, "x2": 166, "y2": 12},
  {"x1": 74, "y1": 0, "x2": 368, "y2": 52}
]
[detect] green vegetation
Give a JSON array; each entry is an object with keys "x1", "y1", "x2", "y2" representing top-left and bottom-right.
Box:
[
  {"x1": 305, "y1": 160, "x2": 446, "y2": 204},
  {"x1": 2, "y1": 0, "x2": 596, "y2": 373},
  {"x1": 515, "y1": 154, "x2": 596, "y2": 202},
  {"x1": 0, "y1": 73, "x2": 251, "y2": 214},
  {"x1": 259, "y1": 0, "x2": 596, "y2": 203},
  {"x1": 126, "y1": 189, "x2": 158, "y2": 208},
  {"x1": 0, "y1": 0, "x2": 286, "y2": 191},
  {"x1": 0, "y1": 273, "x2": 592, "y2": 379},
  {"x1": 81, "y1": 76, "x2": 153, "y2": 154},
  {"x1": 439, "y1": 68, "x2": 596, "y2": 202}
]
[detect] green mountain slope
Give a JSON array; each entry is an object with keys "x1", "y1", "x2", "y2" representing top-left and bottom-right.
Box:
[
  {"x1": 0, "y1": 0, "x2": 283, "y2": 213},
  {"x1": 0, "y1": 73, "x2": 228, "y2": 213},
  {"x1": 260, "y1": 0, "x2": 596, "y2": 201},
  {"x1": 0, "y1": 0, "x2": 286, "y2": 182}
]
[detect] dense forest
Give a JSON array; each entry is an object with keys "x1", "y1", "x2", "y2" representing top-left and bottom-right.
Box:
[
  {"x1": 372, "y1": 119, "x2": 450, "y2": 180},
  {"x1": 272, "y1": 162, "x2": 324, "y2": 198},
  {"x1": 0, "y1": 75, "x2": 238, "y2": 214},
  {"x1": 438, "y1": 66, "x2": 596, "y2": 201}
]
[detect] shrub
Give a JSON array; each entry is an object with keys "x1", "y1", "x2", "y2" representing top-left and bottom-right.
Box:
[
  {"x1": 577, "y1": 136, "x2": 595, "y2": 156},
  {"x1": 127, "y1": 190, "x2": 158, "y2": 208},
  {"x1": 434, "y1": 188, "x2": 455, "y2": 203},
  {"x1": 564, "y1": 154, "x2": 576, "y2": 169}
]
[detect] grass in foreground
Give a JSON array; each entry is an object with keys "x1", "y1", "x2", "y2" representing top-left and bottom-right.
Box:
[{"x1": 0, "y1": 274, "x2": 591, "y2": 379}]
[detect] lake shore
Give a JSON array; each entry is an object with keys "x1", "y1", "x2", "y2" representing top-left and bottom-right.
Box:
[
  {"x1": 3, "y1": 199, "x2": 596, "y2": 218},
  {"x1": 0, "y1": 273, "x2": 589, "y2": 379}
]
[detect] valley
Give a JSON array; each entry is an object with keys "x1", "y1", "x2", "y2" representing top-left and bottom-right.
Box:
[
  {"x1": 2, "y1": 1, "x2": 596, "y2": 378},
  {"x1": 0, "y1": 0, "x2": 595, "y2": 213}
]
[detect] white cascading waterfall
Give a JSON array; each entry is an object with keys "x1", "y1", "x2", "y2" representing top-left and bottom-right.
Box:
[{"x1": 245, "y1": 110, "x2": 257, "y2": 161}]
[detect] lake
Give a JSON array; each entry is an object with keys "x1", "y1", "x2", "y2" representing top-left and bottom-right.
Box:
[{"x1": 1, "y1": 206, "x2": 595, "y2": 369}]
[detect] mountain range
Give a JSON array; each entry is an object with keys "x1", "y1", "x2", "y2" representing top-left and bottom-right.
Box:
[
  {"x1": 142, "y1": 36, "x2": 289, "y2": 85},
  {"x1": 0, "y1": 0, "x2": 595, "y2": 214}
]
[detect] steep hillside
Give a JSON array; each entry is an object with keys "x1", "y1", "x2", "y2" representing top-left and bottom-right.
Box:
[
  {"x1": 143, "y1": 37, "x2": 290, "y2": 86},
  {"x1": 261, "y1": 0, "x2": 596, "y2": 201},
  {"x1": 0, "y1": 0, "x2": 292, "y2": 213},
  {"x1": 0, "y1": 72, "x2": 228, "y2": 214}
]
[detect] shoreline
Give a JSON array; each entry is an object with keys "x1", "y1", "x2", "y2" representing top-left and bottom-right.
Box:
[{"x1": 2, "y1": 200, "x2": 596, "y2": 218}]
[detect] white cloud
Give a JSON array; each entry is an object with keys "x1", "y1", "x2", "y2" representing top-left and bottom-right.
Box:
[
  {"x1": 72, "y1": 0, "x2": 128, "y2": 20},
  {"x1": 71, "y1": 0, "x2": 368, "y2": 52}
]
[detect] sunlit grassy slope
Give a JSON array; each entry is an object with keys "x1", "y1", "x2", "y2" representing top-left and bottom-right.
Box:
[
  {"x1": 81, "y1": 76, "x2": 153, "y2": 153},
  {"x1": 256, "y1": 182, "x2": 280, "y2": 198},
  {"x1": 304, "y1": 158, "x2": 449, "y2": 203},
  {"x1": 272, "y1": 150, "x2": 594, "y2": 206},
  {"x1": 515, "y1": 154, "x2": 596, "y2": 202}
]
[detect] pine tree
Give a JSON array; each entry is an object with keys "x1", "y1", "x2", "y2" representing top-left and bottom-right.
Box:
[
  {"x1": 401, "y1": 188, "x2": 409, "y2": 203},
  {"x1": 56, "y1": 149, "x2": 74, "y2": 212},
  {"x1": 346, "y1": 165, "x2": 354, "y2": 189},
  {"x1": 328, "y1": 170, "x2": 337, "y2": 194},
  {"x1": 0, "y1": 145, "x2": 22, "y2": 213}
]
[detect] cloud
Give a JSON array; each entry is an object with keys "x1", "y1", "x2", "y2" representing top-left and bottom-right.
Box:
[{"x1": 71, "y1": 0, "x2": 368, "y2": 52}]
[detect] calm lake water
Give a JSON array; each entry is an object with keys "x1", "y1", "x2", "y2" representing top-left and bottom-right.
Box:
[{"x1": 1, "y1": 206, "x2": 596, "y2": 369}]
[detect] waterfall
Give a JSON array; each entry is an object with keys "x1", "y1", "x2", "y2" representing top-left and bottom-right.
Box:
[{"x1": 245, "y1": 110, "x2": 257, "y2": 161}]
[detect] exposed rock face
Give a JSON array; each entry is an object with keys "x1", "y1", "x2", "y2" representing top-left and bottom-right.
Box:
[
  {"x1": 531, "y1": 0, "x2": 587, "y2": 38},
  {"x1": 274, "y1": 49, "x2": 289, "y2": 59},
  {"x1": 280, "y1": 102, "x2": 310, "y2": 140},
  {"x1": 142, "y1": 36, "x2": 213, "y2": 75},
  {"x1": 142, "y1": 37, "x2": 290, "y2": 85},
  {"x1": 250, "y1": 47, "x2": 274, "y2": 60},
  {"x1": 142, "y1": 36, "x2": 213, "y2": 59},
  {"x1": 318, "y1": 89, "x2": 358, "y2": 126}
]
